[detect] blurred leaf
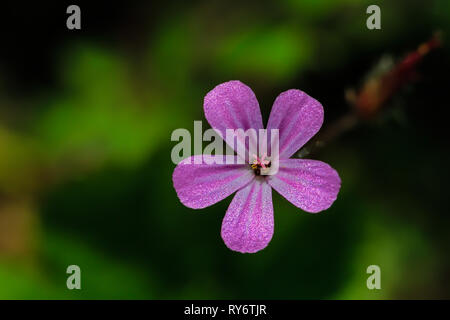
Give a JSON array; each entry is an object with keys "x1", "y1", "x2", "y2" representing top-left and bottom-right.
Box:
[
  {"x1": 283, "y1": 0, "x2": 363, "y2": 19},
  {"x1": 215, "y1": 26, "x2": 313, "y2": 83},
  {"x1": 0, "y1": 262, "x2": 63, "y2": 299},
  {"x1": 336, "y1": 204, "x2": 438, "y2": 299}
]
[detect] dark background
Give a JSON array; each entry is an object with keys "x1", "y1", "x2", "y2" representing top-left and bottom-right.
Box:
[{"x1": 0, "y1": 0, "x2": 449, "y2": 299}]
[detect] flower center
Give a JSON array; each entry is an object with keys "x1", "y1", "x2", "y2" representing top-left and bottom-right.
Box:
[{"x1": 251, "y1": 153, "x2": 271, "y2": 176}]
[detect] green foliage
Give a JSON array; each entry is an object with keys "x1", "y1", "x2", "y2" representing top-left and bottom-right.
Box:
[
  {"x1": 215, "y1": 26, "x2": 312, "y2": 83},
  {"x1": 35, "y1": 45, "x2": 170, "y2": 168},
  {"x1": 0, "y1": 0, "x2": 448, "y2": 300}
]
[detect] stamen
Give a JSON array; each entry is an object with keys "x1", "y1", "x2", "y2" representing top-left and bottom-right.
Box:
[{"x1": 250, "y1": 153, "x2": 271, "y2": 176}]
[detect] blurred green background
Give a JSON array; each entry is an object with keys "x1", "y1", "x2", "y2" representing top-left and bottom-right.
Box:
[{"x1": 0, "y1": 0, "x2": 449, "y2": 299}]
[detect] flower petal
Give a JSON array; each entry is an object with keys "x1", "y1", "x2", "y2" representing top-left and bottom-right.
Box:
[
  {"x1": 221, "y1": 179, "x2": 274, "y2": 253},
  {"x1": 204, "y1": 80, "x2": 263, "y2": 154},
  {"x1": 267, "y1": 89, "x2": 324, "y2": 159},
  {"x1": 173, "y1": 155, "x2": 254, "y2": 209},
  {"x1": 267, "y1": 159, "x2": 340, "y2": 213}
]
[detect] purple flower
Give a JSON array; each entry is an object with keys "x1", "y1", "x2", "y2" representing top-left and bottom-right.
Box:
[{"x1": 173, "y1": 81, "x2": 341, "y2": 253}]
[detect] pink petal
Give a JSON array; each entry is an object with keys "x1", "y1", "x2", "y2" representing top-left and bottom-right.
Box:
[
  {"x1": 173, "y1": 155, "x2": 254, "y2": 209},
  {"x1": 204, "y1": 81, "x2": 263, "y2": 154},
  {"x1": 267, "y1": 159, "x2": 341, "y2": 213},
  {"x1": 221, "y1": 179, "x2": 274, "y2": 253},
  {"x1": 267, "y1": 89, "x2": 324, "y2": 159}
]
